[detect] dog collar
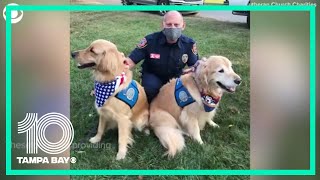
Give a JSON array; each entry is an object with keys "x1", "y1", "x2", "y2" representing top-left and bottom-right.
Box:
[
  {"x1": 95, "y1": 72, "x2": 126, "y2": 107},
  {"x1": 191, "y1": 72, "x2": 220, "y2": 112},
  {"x1": 201, "y1": 93, "x2": 220, "y2": 112},
  {"x1": 117, "y1": 72, "x2": 126, "y2": 85}
]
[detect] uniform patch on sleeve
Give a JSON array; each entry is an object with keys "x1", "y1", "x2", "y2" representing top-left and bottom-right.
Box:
[
  {"x1": 192, "y1": 43, "x2": 198, "y2": 55},
  {"x1": 137, "y1": 38, "x2": 147, "y2": 49}
]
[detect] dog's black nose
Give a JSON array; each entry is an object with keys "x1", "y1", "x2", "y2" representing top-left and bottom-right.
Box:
[
  {"x1": 71, "y1": 52, "x2": 78, "y2": 59},
  {"x1": 234, "y1": 78, "x2": 242, "y2": 85}
]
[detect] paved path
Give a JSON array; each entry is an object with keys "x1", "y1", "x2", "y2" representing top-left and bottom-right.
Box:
[{"x1": 197, "y1": 11, "x2": 246, "y2": 23}]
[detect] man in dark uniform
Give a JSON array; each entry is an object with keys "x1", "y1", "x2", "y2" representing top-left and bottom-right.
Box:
[{"x1": 125, "y1": 11, "x2": 199, "y2": 103}]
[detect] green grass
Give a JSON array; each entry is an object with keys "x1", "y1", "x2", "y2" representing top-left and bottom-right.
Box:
[{"x1": 70, "y1": 11, "x2": 250, "y2": 179}]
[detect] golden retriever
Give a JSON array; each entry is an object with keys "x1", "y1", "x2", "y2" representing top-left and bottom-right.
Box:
[
  {"x1": 149, "y1": 56, "x2": 241, "y2": 157},
  {"x1": 71, "y1": 39, "x2": 149, "y2": 160}
]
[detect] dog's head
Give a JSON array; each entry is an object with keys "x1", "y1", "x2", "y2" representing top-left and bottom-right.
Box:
[
  {"x1": 195, "y1": 56, "x2": 241, "y2": 93},
  {"x1": 71, "y1": 39, "x2": 126, "y2": 78}
]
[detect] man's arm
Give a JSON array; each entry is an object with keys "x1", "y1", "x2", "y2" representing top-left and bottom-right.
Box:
[
  {"x1": 127, "y1": 37, "x2": 149, "y2": 69},
  {"x1": 187, "y1": 42, "x2": 199, "y2": 66}
]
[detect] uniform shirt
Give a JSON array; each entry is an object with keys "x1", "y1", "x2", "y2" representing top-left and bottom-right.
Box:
[{"x1": 129, "y1": 31, "x2": 199, "y2": 82}]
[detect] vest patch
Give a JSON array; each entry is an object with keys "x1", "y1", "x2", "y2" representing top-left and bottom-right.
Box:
[
  {"x1": 116, "y1": 81, "x2": 139, "y2": 109},
  {"x1": 174, "y1": 78, "x2": 195, "y2": 108}
]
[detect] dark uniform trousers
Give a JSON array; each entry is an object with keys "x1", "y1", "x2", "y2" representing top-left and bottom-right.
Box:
[{"x1": 141, "y1": 72, "x2": 164, "y2": 103}]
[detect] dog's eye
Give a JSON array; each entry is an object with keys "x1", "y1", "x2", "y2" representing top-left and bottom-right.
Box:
[{"x1": 218, "y1": 69, "x2": 224, "y2": 73}]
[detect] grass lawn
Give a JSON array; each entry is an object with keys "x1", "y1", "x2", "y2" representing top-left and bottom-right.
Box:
[{"x1": 70, "y1": 11, "x2": 250, "y2": 179}]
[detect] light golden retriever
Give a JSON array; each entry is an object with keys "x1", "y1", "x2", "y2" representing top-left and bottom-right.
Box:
[
  {"x1": 71, "y1": 39, "x2": 149, "y2": 160},
  {"x1": 149, "y1": 56, "x2": 241, "y2": 157}
]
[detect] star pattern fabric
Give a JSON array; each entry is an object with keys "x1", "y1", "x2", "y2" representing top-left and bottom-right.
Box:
[
  {"x1": 95, "y1": 72, "x2": 126, "y2": 107},
  {"x1": 201, "y1": 95, "x2": 220, "y2": 112}
]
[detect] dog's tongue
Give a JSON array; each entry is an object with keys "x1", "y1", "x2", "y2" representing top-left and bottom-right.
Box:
[{"x1": 228, "y1": 87, "x2": 236, "y2": 92}]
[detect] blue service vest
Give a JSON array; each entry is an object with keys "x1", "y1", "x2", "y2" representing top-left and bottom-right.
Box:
[
  {"x1": 115, "y1": 81, "x2": 139, "y2": 109},
  {"x1": 174, "y1": 78, "x2": 195, "y2": 108},
  {"x1": 174, "y1": 78, "x2": 218, "y2": 112}
]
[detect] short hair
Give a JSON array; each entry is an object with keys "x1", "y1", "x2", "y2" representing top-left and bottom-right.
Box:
[{"x1": 163, "y1": 11, "x2": 183, "y2": 22}]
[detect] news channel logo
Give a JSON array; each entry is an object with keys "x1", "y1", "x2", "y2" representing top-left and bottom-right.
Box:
[
  {"x1": 16, "y1": 112, "x2": 76, "y2": 164},
  {"x1": 18, "y1": 112, "x2": 74, "y2": 154},
  {"x1": 3, "y1": 3, "x2": 23, "y2": 23}
]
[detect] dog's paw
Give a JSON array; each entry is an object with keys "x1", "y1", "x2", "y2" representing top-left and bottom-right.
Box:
[
  {"x1": 143, "y1": 128, "x2": 150, "y2": 136},
  {"x1": 181, "y1": 130, "x2": 190, "y2": 137},
  {"x1": 208, "y1": 120, "x2": 220, "y2": 128},
  {"x1": 90, "y1": 89, "x2": 95, "y2": 96},
  {"x1": 192, "y1": 135, "x2": 203, "y2": 145},
  {"x1": 89, "y1": 136, "x2": 101, "y2": 144},
  {"x1": 116, "y1": 151, "x2": 126, "y2": 160},
  {"x1": 127, "y1": 138, "x2": 134, "y2": 146},
  {"x1": 197, "y1": 139, "x2": 204, "y2": 145}
]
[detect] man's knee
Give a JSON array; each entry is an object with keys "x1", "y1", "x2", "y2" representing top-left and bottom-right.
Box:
[{"x1": 141, "y1": 73, "x2": 163, "y2": 103}]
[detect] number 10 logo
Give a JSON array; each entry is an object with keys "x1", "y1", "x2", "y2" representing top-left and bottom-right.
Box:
[{"x1": 18, "y1": 112, "x2": 74, "y2": 155}]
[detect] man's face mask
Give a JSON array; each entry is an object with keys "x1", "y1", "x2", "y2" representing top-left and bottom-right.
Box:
[{"x1": 163, "y1": 28, "x2": 182, "y2": 42}]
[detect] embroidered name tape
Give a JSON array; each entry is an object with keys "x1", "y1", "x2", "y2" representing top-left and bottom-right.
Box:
[{"x1": 150, "y1": 53, "x2": 160, "y2": 59}]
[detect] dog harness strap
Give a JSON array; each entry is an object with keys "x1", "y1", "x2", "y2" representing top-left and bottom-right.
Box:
[
  {"x1": 115, "y1": 81, "x2": 139, "y2": 109},
  {"x1": 201, "y1": 93, "x2": 220, "y2": 112},
  {"x1": 175, "y1": 78, "x2": 195, "y2": 108},
  {"x1": 95, "y1": 72, "x2": 126, "y2": 107}
]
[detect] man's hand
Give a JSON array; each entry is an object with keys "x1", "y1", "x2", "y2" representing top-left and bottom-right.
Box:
[{"x1": 125, "y1": 57, "x2": 136, "y2": 69}]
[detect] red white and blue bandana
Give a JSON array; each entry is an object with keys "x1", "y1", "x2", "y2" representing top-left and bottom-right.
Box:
[
  {"x1": 201, "y1": 94, "x2": 220, "y2": 112},
  {"x1": 95, "y1": 72, "x2": 126, "y2": 107}
]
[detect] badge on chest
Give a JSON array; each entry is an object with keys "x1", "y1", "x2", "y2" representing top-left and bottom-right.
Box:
[{"x1": 182, "y1": 54, "x2": 188, "y2": 63}]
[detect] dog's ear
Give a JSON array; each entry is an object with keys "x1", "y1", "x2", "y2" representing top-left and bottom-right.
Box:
[
  {"x1": 196, "y1": 60, "x2": 209, "y2": 87},
  {"x1": 120, "y1": 52, "x2": 125, "y2": 58},
  {"x1": 91, "y1": 46, "x2": 105, "y2": 55},
  {"x1": 201, "y1": 57, "x2": 207, "y2": 62},
  {"x1": 97, "y1": 49, "x2": 120, "y2": 75}
]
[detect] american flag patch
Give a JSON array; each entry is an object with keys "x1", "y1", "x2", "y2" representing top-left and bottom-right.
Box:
[{"x1": 137, "y1": 38, "x2": 147, "y2": 49}]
